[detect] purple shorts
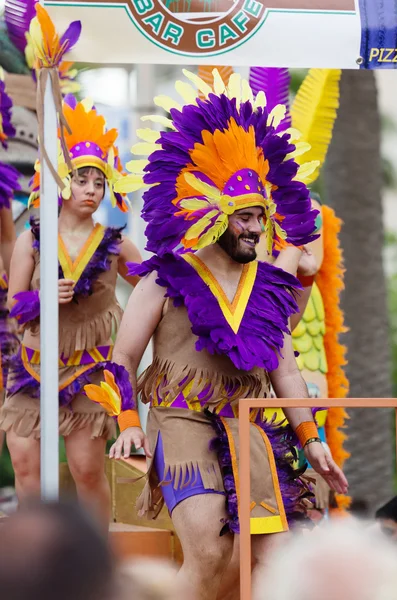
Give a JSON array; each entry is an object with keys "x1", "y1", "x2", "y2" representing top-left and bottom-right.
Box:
[{"x1": 154, "y1": 432, "x2": 225, "y2": 514}]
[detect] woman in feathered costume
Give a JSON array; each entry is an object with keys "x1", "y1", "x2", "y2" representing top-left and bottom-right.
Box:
[
  {"x1": 0, "y1": 10, "x2": 143, "y2": 527},
  {"x1": 0, "y1": 69, "x2": 21, "y2": 459},
  {"x1": 85, "y1": 68, "x2": 348, "y2": 599}
]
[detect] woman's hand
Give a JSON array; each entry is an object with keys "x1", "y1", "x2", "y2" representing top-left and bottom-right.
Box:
[
  {"x1": 58, "y1": 278, "x2": 75, "y2": 304},
  {"x1": 109, "y1": 427, "x2": 152, "y2": 460}
]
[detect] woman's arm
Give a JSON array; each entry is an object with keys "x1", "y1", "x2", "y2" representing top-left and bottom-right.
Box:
[
  {"x1": 7, "y1": 230, "x2": 35, "y2": 311},
  {"x1": 117, "y1": 236, "x2": 143, "y2": 287},
  {"x1": 0, "y1": 207, "x2": 17, "y2": 276}
]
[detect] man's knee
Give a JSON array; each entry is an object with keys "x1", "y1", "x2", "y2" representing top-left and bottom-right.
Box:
[{"x1": 186, "y1": 538, "x2": 233, "y2": 577}]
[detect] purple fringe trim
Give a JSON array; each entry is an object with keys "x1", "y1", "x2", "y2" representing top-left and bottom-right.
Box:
[
  {"x1": 29, "y1": 217, "x2": 124, "y2": 298},
  {"x1": 205, "y1": 409, "x2": 315, "y2": 535},
  {"x1": 9, "y1": 290, "x2": 40, "y2": 324},
  {"x1": 0, "y1": 288, "x2": 20, "y2": 388}
]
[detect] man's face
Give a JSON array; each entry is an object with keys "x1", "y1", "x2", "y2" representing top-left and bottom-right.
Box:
[{"x1": 217, "y1": 207, "x2": 263, "y2": 264}]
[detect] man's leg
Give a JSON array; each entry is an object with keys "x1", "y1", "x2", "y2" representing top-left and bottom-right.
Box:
[
  {"x1": 171, "y1": 493, "x2": 234, "y2": 600},
  {"x1": 251, "y1": 531, "x2": 290, "y2": 592},
  {"x1": 64, "y1": 426, "x2": 110, "y2": 534}
]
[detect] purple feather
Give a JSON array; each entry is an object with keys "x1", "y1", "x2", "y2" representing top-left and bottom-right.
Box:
[
  {"x1": 0, "y1": 163, "x2": 21, "y2": 209},
  {"x1": 249, "y1": 67, "x2": 291, "y2": 132},
  {"x1": 10, "y1": 290, "x2": 40, "y2": 324},
  {"x1": 102, "y1": 361, "x2": 136, "y2": 411},
  {"x1": 59, "y1": 20, "x2": 82, "y2": 54},
  {"x1": 128, "y1": 253, "x2": 301, "y2": 373},
  {"x1": 4, "y1": 0, "x2": 38, "y2": 54},
  {"x1": 137, "y1": 92, "x2": 317, "y2": 255},
  {"x1": 0, "y1": 78, "x2": 17, "y2": 149}
]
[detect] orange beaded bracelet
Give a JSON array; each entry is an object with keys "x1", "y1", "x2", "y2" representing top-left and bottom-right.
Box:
[
  {"x1": 295, "y1": 421, "x2": 319, "y2": 447},
  {"x1": 118, "y1": 409, "x2": 141, "y2": 432}
]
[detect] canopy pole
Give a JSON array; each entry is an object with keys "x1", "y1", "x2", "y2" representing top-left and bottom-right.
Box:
[{"x1": 40, "y1": 73, "x2": 60, "y2": 500}]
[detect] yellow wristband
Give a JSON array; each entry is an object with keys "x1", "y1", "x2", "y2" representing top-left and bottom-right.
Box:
[{"x1": 118, "y1": 409, "x2": 141, "y2": 432}]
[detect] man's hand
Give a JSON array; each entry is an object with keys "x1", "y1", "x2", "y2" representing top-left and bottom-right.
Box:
[
  {"x1": 297, "y1": 246, "x2": 317, "y2": 278},
  {"x1": 58, "y1": 279, "x2": 75, "y2": 304},
  {"x1": 109, "y1": 427, "x2": 152, "y2": 460},
  {"x1": 304, "y1": 442, "x2": 348, "y2": 495}
]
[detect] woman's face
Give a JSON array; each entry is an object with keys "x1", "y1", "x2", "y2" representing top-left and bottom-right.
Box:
[{"x1": 67, "y1": 167, "x2": 105, "y2": 216}]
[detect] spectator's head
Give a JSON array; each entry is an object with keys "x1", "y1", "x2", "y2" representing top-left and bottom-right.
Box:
[
  {"x1": 117, "y1": 558, "x2": 189, "y2": 600},
  {"x1": 0, "y1": 499, "x2": 115, "y2": 600},
  {"x1": 254, "y1": 520, "x2": 397, "y2": 600},
  {"x1": 375, "y1": 496, "x2": 397, "y2": 540}
]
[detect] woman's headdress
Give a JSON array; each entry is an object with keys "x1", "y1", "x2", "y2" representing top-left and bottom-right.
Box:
[{"x1": 29, "y1": 95, "x2": 129, "y2": 212}]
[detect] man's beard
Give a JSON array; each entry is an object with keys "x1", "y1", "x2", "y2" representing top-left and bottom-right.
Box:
[{"x1": 217, "y1": 228, "x2": 259, "y2": 264}]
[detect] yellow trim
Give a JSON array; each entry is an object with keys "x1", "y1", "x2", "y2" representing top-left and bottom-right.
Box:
[
  {"x1": 59, "y1": 365, "x2": 94, "y2": 391},
  {"x1": 250, "y1": 515, "x2": 286, "y2": 535},
  {"x1": 220, "y1": 416, "x2": 240, "y2": 507},
  {"x1": 22, "y1": 361, "x2": 41, "y2": 383},
  {"x1": 71, "y1": 156, "x2": 107, "y2": 174},
  {"x1": 260, "y1": 501, "x2": 278, "y2": 515},
  {"x1": 58, "y1": 224, "x2": 105, "y2": 284},
  {"x1": 253, "y1": 423, "x2": 289, "y2": 531},
  {"x1": 183, "y1": 254, "x2": 257, "y2": 334},
  {"x1": 250, "y1": 501, "x2": 256, "y2": 511},
  {"x1": 21, "y1": 344, "x2": 112, "y2": 368}
]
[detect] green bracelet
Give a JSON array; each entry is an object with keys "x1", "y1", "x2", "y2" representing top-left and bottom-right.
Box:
[{"x1": 304, "y1": 437, "x2": 322, "y2": 448}]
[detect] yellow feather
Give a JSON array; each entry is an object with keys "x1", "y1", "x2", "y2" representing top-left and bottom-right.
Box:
[
  {"x1": 136, "y1": 128, "x2": 160, "y2": 143},
  {"x1": 182, "y1": 69, "x2": 212, "y2": 98},
  {"x1": 241, "y1": 79, "x2": 253, "y2": 104},
  {"x1": 100, "y1": 382, "x2": 122, "y2": 416},
  {"x1": 254, "y1": 90, "x2": 267, "y2": 110},
  {"x1": 184, "y1": 209, "x2": 219, "y2": 240},
  {"x1": 195, "y1": 214, "x2": 228, "y2": 248},
  {"x1": 227, "y1": 73, "x2": 242, "y2": 104},
  {"x1": 154, "y1": 95, "x2": 182, "y2": 113},
  {"x1": 114, "y1": 174, "x2": 147, "y2": 193},
  {"x1": 268, "y1": 104, "x2": 286, "y2": 129},
  {"x1": 0, "y1": 67, "x2": 4, "y2": 81},
  {"x1": 141, "y1": 114, "x2": 176, "y2": 129},
  {"x1": 183, "y1": 172, "x2": 221, "y2": 202},
  {"x1": 286, "y1": 141, "x2": 311, "y2": 159},
  {"x1": 212, "y1": 69, "x2": 226, "y2": 95},
  {"x1": 130, "y1": 142, "x2": 158, "y2": 156},
  {"x1": 175, "y1": 80, "x2": 198, "y2": 105},
  {"x1": 81, "y1": 98, "x2": 94, "y2": 112},
  {"x1": 295, "y1": 160, "x2": 321, "y2": 183},
  {"x1": 179, "y1": 198, "x2": 210, "y2": 211},
  {"x1": 280, "y1": 127, "x2": 301, "y2": 141},
  {"x1": 291, "y1": 68, "x2": 341, "y2": 184},
  {"x1": 125, "y1": 159, "x2": 148, "y2": 174}
]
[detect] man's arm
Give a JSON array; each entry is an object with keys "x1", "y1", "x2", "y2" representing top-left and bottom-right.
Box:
[
  {"x1": 109, "y1": 271, "x2": 166, "y2": 459},
  {"x1": 270, "y1": 333, "x2": 348, "y2": 495}
]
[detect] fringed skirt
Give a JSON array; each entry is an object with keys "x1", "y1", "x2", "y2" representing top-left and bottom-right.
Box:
[
  {"x1": 0, "y1": 347, "x2": 116, "y2": 440},
  {"x1": 137, "y1": 406, "x2": 314, "y2": 536}
]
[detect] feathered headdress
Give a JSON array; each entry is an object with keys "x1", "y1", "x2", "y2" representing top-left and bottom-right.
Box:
[
  {"x1": 114, "y1": 69, "x2": 321, "y2": 255},
  {"x1": 0, "y1": 67, "x2": 21, "y2": 208},
  {"x1": 29, "y1": 95, "x2": 129, "y2": 212},
  {"x1": 4, "y1": 0, "x2": 80, "y2": 94}
]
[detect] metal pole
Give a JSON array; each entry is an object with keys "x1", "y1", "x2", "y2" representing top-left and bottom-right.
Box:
[{"x1": 40, "y1": 74, "x2": 59, "y2": 500}]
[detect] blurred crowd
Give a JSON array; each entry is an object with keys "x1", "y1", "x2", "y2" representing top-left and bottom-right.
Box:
[{"x1": 1, "y1": 497, "x2": 397, "y2": 600}]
